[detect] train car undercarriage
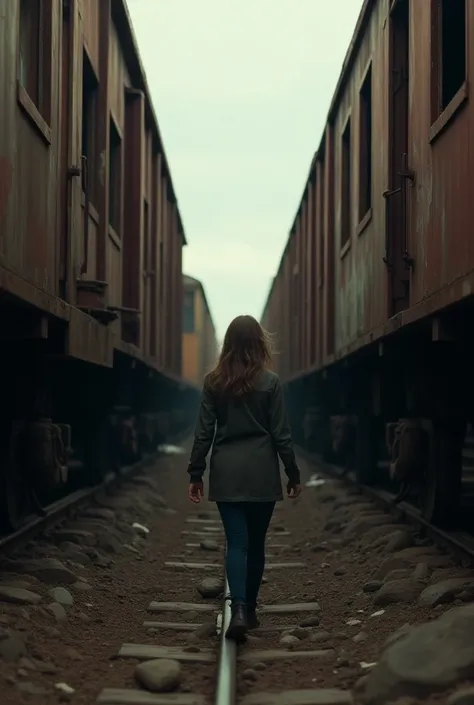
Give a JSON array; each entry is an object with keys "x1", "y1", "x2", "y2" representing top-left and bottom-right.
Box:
[
  {"x1": 287, "y1": 306, "x2": 474, "y2": 530},
  {"x1": 0, "y1": 296, "x2": 199, "y2": 533}
]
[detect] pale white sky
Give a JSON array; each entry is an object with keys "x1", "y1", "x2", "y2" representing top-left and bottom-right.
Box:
[{"x1": 128, "y1": 0, "x2": 362, "y2": 342}]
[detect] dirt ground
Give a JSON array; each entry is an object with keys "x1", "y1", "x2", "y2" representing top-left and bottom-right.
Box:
[{"x1": 0, "y1": 446, "x2": 472, "y2": 705}]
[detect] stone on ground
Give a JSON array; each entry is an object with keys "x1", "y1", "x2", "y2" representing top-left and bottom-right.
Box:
[
  {"x1": 373, "y1": 579, "x2": 424, "y2": 606},
  {"x1": 197, "y1": 577, "x2": 223, "y2": 598},
  {"x1": 418, "y1": 577, "x2": 474, "y2": 607},
  {"x1": 199, "y1": 539, "x2": 219, "y2": 552},
  {"x1": 447, "y1": 687, "x2": 474, "y2": 705},
  {"x1": 48, "y1": 587, "x2": 74, "y2": 606},
  {"x1": 135, "y1": 658, "x2": 181, "y2": 692},
  {"x1": 46, "y1": 602, "x2": 68, "y2": 622},
  {"x1": 3, "y1": 558, "x2": 78, "y2": 585},
  {"x1": 365, "y1": 604, "x2": 474, "y2": 704},
  {"x1": 0, "y1": 586, "x2": 42, "y2": 605}
]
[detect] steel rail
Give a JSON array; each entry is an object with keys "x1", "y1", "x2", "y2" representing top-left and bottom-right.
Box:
[
  {"x1": 0, "y1": 452, "x2": 158, "y2": 555},
  {"x1": 215, "y1": 579, "x2": 237, "y2": 705},
  {"x1": 300, "y1": 447, "x2": 474, "y2": 565}
]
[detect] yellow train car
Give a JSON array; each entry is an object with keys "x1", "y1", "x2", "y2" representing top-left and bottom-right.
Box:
[{"x1": 182, "y1": 275, "x2": 218, "y2": 387}]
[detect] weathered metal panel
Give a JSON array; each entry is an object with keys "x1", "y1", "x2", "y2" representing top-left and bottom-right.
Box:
[
  {"x1": 108, "y1": 19, "x2": 130, "y2": 131},
  {"x1": 0, "y1": 0, "x2": 62, "y2": 297},
  {"x1": 324, "y1": 123, "x2": 335, "y2": 360},
  {"x1": 80, "y1": 203, "x2": 98, "y2": 279},
  {"x1": 80, "y1": 0, "x2": 100, "y2": 73},
  {"x1": 152, "y1": 153, "x2": 163, "y2": 366},
  {"x1": 122, "y1": 89, "x2": 144, "y2": 344},
  {"x1": 67, "y1": 306, "x2": 113, "y2": 367},
  {"x1": 332, "y1": 0, "x2": 387, "y2": 356},
  {"x1": 408, "y1": 0, "x2": 472, "y2": 306}
]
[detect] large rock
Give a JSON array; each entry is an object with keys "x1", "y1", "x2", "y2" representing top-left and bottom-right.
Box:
[
  {"x1": 448, "y1": 686, "x2": 474, "y2": 705},
  {"x1": 385, "y1": 530, "x2": 413, "y2": 553},
  {"x1": 58, "y1": 542, "x2": 92, "y2": 566},
  {"x1": 419, "y1": 578, "x2": 474, "y2": 607},
  {"x1": 0, "y1": 586, "x2": 41, "y2": 605},
  {"x1": 375, "y1": 557, "x2": 410, "y2": 580},
  {"x1": 365, "y1": 604, "x2": 474, "y2": 704},
  {"x1": 345, "y1": 516, "x2": 386, "y2": 537},
  {"x1": 83, "y1": 507, "x2": 115, "y2": 522},
  {"x1": 135, "y1": 658, "x2": 181, "y2": 692},
  {"x1": 383, "y1": 569, "x2": 411, "y2": 583},
  {"x1": 197, "y1": 577, "x2": 223, "y2": 599},
  {"x1": 373, "y1": 579, "x2": 424, "y2": 607},
  {"x1": 2, "y1": 558, "x2": 78, "y2": 585},
  {"x1": 46, "y1": 602, "x2": 68, "y2": 622},
  {"x1": 48, "y1": 587, "x2": 73, "y2": 606}
]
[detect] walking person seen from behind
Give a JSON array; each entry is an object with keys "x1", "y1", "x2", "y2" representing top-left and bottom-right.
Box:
[{"x1": 187, "y1": 314, "x2": 301, "y2": 641}]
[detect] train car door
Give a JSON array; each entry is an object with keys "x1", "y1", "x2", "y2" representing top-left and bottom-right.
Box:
[
  {"x1": 384, "y1": 0, "x2": 415, "y2": 317},
  {"x1": 59, "y1": 0, "x2": 83, "y2": 303}
]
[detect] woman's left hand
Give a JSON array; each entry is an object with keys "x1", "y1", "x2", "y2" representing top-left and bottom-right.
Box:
[{"x1": 188, "y1": 482, "x2": 204, "y2": 503}]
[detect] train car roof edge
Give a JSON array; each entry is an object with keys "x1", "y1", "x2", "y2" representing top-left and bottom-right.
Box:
[
  {"x1": 116, "y1": 0, "x2": 188, "y2": 245},
  {"x1": 260, "y1": 0, "x2": 375, "y2": 323}
]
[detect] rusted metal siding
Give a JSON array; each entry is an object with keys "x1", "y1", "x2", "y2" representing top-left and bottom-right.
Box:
[
  {"x1": 332, "y1": 0, "x2": 387, "y2": 355},
  {"x1": 152, "y1": 153, "x2": 164, "y2": 365},
  {"x1": 80, "y1": 0, "x2": 99, "y2": 73},
  {"x1": 408, "y1": 1, "x2": 471, "y2": 305},
  {"x1": 0, "y1": 0, "x2": 188, "y2": 377},
  {"x1": 0, "y1": 0, "x2": 62, "y2": 296},
  {"x1": 108, "y1": 20, "x2": 129, "y2": 131},
  {"x1": 122, "y1": 89, "x2": 144, "y2": 344}
]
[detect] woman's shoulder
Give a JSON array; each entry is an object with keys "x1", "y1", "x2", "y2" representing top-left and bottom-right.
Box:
[{"x1": 256, "y1": 369, "x2": 280, "y2": 390}]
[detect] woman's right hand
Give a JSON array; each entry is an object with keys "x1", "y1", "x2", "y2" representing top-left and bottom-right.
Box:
[
  {"x1": 287, "y1": 483, "x2": 301, "y2": 499},
  {"x1": 188, "y1": 482, "x2": 204, "y2": 503}
]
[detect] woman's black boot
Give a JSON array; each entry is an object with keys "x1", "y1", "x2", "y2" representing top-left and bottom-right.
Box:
[
  {"x1": 225, "y1": 600, "x2": 248, "y2": 641},
  {"x1": 247, "y1": 605, "x2": 260, "y2": 630}
]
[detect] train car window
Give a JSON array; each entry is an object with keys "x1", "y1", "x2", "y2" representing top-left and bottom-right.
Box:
[
  {"x1": 82, "y1": 52, "x2": 98, "y2": 207},
  {"x1": 108, "y1": 119, "x2": 122, "y2": 234},
  {"x1": 183, "y1": 291, "x2": 195, "y2": 334},
  {"x1": 19, "y1": 0, "x2": 51, "y2": 121},
  {"x1": 432, "y1": 0, "x2": 466, "y2": 116},
  {"x1": 358, "y1": 64, "x2": 372, "y2": 221},
  {"x1": 340, "y1": 118, "x2": 352, "y2": 249}
]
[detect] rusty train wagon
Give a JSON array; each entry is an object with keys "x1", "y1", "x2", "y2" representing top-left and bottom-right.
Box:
[
  {"x1": 182, "y1": 275, "x2": 219, "y2": 389},
  {"x1": 0, "y1": 0, "x2": 199, "y2": 530},
  {"x1": 262, "y1": 0, "x2": 474, "y2": 528}
]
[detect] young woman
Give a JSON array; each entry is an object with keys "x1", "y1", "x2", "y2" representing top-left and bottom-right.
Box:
[{"x1": 187, "y1": 314, "x2": 301, "y2": 641}]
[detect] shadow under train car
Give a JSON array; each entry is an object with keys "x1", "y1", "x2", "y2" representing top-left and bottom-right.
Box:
[{"x1": 0, "y1": 343, "x2": 200, "y2": 534}]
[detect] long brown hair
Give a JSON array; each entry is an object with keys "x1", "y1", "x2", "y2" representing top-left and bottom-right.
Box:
[{"x1": 205, "y1": 315, "x2": 272, "y2": 398}]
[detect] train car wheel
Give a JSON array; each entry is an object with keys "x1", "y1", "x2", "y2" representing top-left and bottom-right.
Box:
[{"x1": 420, "y1": 419, "x2": 464, "y2": 528}]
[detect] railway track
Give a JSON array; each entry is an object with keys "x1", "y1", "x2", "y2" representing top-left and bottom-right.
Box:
[
  {"x1": 302, "y1": 449, "x2": 474, "y2": 567},
  {"x1": 2, "y1": 450, "x2": 474, "y2": 704},
  {"x1": 0, "y1": 452, "x2": 160, "y2": 557}
]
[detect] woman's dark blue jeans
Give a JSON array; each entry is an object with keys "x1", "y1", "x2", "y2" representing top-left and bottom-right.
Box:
[{"x1": 216, "y1": 501, "x2": 275, "y2": 607}]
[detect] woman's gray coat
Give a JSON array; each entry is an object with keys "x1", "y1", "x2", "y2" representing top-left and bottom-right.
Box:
[{"x1": 187, "y1": 369, "x2": 300, "y2": 502}]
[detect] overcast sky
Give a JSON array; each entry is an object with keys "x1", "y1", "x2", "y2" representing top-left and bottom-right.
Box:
[{"x1": 128, "y1": 0, "x2": 362, "y2": 343}]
